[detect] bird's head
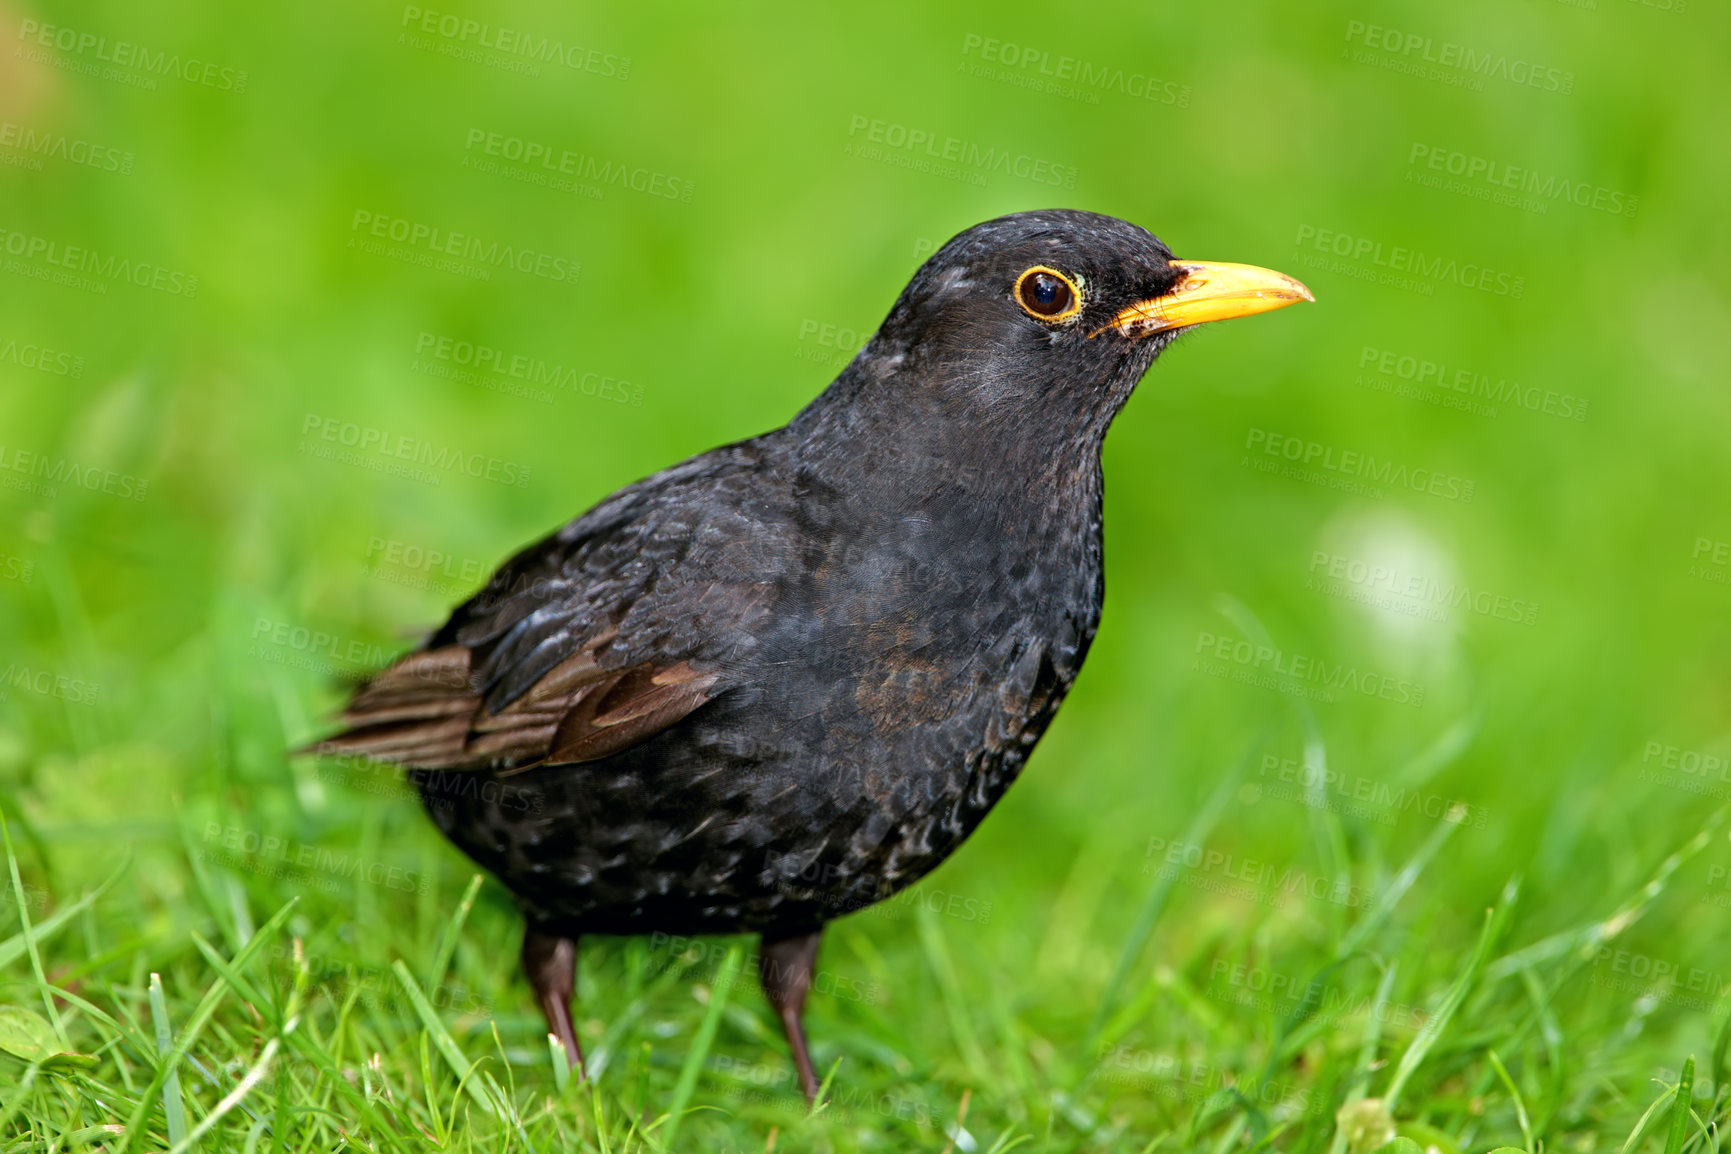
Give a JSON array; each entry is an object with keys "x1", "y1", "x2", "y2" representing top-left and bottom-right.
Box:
[{"x1": 816, "y1": 209, "x2": 1312, "y2": 454}]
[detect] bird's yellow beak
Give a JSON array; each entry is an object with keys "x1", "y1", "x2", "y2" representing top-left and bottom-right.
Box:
[{"x1": 1099, "y1": 260, "x2": 1314, "y2": 338}]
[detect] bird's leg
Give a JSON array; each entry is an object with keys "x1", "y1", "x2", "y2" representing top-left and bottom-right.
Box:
[
  {"x1": 758, "y1": 928, "x2": 823, "y2": 1103},
  {"x1": 522, "y1": 926, "x2": 584, "y2": 1077}
]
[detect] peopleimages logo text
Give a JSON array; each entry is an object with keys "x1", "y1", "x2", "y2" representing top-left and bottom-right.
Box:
[
  {"x1": 1357, "y1": 345, "x2": 1587, "y2": 422},
  {"x1": 299, "y1": 413, "x2": 533, "y2": 488},
  {"x1": 1294, "y1": 225, "x2": 1523, "y2": 299},
  {"x1": 959, "y1": 34, "x2": 1191, "y2": 106},
  {"x1": 0, "y1": 121, "x2": 134, "y2": 174},
  {"x1": 1407, "y1": 144, "x2": 1636, "y2": 218},
  {"x1": 0, "y1": 444, "x2": 148, "y2": 500},
  {"x1": 1246, "y1": 427, "x2": 1475, "y2": 503},
  {"x1": 1193, "y1": 630, "x2": 1426, "y2": 708},
  {"x1": 0, "y1": 226, "x2": 198, "y2": 297},
  {"x1": 1343, "y1": 20, "x2": 1573, "y2": 94},
  {"x1": 16, "y1": 18, "x2": 249, "y2": 91},
  {"x1": 349, "y1": 210, "x2": 580, "y2": 283},
  {"x1": 846, "y1": 116, "x2": 1078, "y2": 188},
  {"x1": 399, "y1": 7, "x2": 629, "y2": 78},
  {"x1": 463, "y1": 129, "x2": 693, "y2": 202}
]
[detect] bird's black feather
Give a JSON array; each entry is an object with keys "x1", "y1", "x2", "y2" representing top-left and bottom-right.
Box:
[{"x1": 323, "y1": 211, "x2": 1222, "y2": 935}]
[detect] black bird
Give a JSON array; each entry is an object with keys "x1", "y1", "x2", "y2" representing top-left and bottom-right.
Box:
[{"x1": 316, "y1": 210, "x2": 1311, "y2": 1099}]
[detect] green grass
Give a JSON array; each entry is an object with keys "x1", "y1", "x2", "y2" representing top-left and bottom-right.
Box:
[
  {"x1": 2, "y1": 729, "x2": 1728, "y2": 1151},
  {"x1": 4, "y1": 0, "x2": 1731, "y2": 1148}
]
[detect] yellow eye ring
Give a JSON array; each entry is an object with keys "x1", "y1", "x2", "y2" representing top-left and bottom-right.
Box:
[{"x1": 1013, "y1": 266, "x2": 1084, "y2": 323}]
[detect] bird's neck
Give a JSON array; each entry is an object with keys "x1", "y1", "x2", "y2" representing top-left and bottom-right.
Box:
[
  {"x1": 779, "y1": 391, "x2": 1107, "y2": 610},
  {"x1": 786, "y1": 361, "x2": 1116, "y2": 515},
  {"x1": 794, "y1": 404, "x2": 1099, "y2": 540}
]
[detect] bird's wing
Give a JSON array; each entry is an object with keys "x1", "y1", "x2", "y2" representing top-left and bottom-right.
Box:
[{"x1": 313, "y1": 443, "x2": 778, "y2": 772}]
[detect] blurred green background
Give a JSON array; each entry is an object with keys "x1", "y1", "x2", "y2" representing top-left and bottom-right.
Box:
[{"x1": 2, "y1": 0, "x2": 1729, "y2": 1148}]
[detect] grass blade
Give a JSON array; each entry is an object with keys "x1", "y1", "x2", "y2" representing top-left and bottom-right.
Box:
[
  {"x1": 1270, "y1": 805, "x2": 1464, "y2": 1068},
  {"x1": 0, "y1": 856, "x2": 129, "y2": 970},
  {"x1": 148, "y1": 973, "x2": 193, "y2": 1152},
  {"x1": 1713, "y1": 1011, "x2": 1731, "y2": 1098},
  {"x1": 390, "y1": 958, "x2": 505, "y2": 1120},
  {"x1": 917, "y1": 903, "x2": 990, "y2": 1082},
  {"x1": 165, "y1": 1036, "x2": 279, "y2": 1154},
  {"x1": 2, "y1": 811, "x2": 68, "y2": 1048},
  {"x1": 1620, "y1": 1089, "x2": 1673, "y2": 1154},
  {"x1": 659, "y1": 943, "x2": 743, "y2": 1151},
  {"x1": 1486, "y1": 1050, "x2": 1533, "y2": 1154},
  {"x1": 1089, "y1": 736, "x2": 1259, "y2": 1042},
  {"x1": 1663, "y1": 1057, "x2": 1693, "y2": 1154},
  {"x1": 550, "y1": 1031, "x2": 571, "y2": 1095},
  {"x1": 427, "y1": 872, "x2": 484, "y2": 990},
  {"x1": 1384, "y1": 877, "x2": 1517, "y2": 1112},
  {"x1": 0, "y1": 1060, "x2": 46, "y2": 1143},
  {"x1": 1486, "y1": 809, "x2": 1724, "y2": 983},
  {"x1": 116, "y1": 898, "x2": 300, "y2": 1154}
]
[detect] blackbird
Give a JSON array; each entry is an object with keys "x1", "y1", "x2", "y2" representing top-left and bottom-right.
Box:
[{"x1": 315, "y1": 209, "x2": 1312, "y2": 1099}]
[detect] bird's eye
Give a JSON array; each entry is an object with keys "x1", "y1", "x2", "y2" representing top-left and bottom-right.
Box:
[{"x1": 1013, "y1": 266, "x2": 1082, "y2": 322}]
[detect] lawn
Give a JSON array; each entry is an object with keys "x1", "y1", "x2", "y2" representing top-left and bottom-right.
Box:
[{"x1": 2, "y1": 0, "x2": 1729, "y2": 1150}]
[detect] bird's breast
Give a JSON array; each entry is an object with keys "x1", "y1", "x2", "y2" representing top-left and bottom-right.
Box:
[{"x1": 733, "y1": 484, "x2": 1104, "y2": 795}]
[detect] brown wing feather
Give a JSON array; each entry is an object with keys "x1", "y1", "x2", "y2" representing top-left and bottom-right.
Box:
[
  {"x1": 309, "y1": 639, "x2": 719, "y2": 771},
  {"x1": 536, "y1": 661, "x2": 721, "y2": 769},
  {"x1": 309, "y1": 443, "x2": 773, "y2": 772}
]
